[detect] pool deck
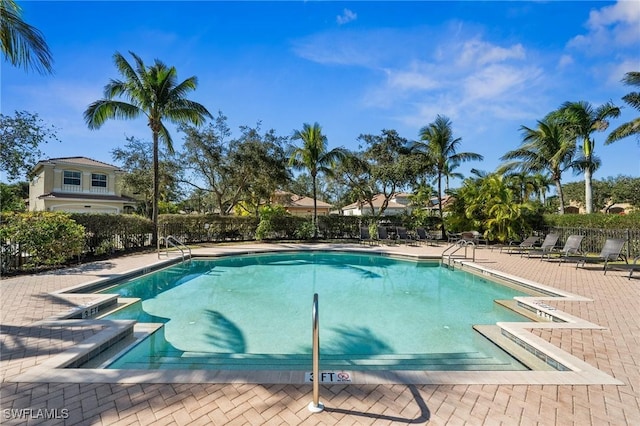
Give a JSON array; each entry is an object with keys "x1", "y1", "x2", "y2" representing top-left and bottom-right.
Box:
[{"x1": 1, "y1": 242, "x2": 638, "y2": 425}]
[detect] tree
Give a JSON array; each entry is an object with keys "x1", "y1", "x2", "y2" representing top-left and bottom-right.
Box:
[
  {"x1": 0, "y1": 110, "x2": 59, "y2": 181},
  {"x1": 0, "y1": 181, "x2": 28, "y2": 211},
  {"x1": 500, "y1": 117, "x2": 575, "y2": 214},
  {"x1": 84, "y1": 51, "x2": 212, "y2": 246},
  {"x1": 289, "y1": 123, "x2": 346, "y2": 237},
  {"x1": 180, "y1": 116, "x2": 290, "y2": 216},
  {"x1": 607, "y1": 71, "x2": 640, "y2": 145},
  {"x1": 412, "y1": 115, "x2": 483, "y2": 238},
  {"x1": 111, "y1": 136, "x2": 182, "y2": 217},
  {"x1": 554, "y1": 101, "x2": 620, "y2": 213},
  {"x1": 0, "y1": 0, "x2": 53, "y2": 74}
]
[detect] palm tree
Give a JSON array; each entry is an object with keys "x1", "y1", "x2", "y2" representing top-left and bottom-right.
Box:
[
  {"x1": 554, "y1": 101, "x2": 620, "y2": 213},
  {"x1": 606, "y1": 71, "x2": 640, "y2": 144},
  {"x1": 84, "y1": 51, "x2": 212, "y2": 246},
  {"x1": 289, "y1": 122, "x2": 345, "y2": 238},
  {"x1": 0, "y1": 0, "x2": 53, "y2": 74},
  {"x1": 500, "y1": 118, "x2": 575, "y2": 214},
  {"x1": 412, "y1": 115, "x2": 483, "y2": 238}
]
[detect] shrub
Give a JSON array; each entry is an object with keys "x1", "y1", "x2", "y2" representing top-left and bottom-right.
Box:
[{"x1": 0, "y1": 211, "x2": 85, "y2": 267}]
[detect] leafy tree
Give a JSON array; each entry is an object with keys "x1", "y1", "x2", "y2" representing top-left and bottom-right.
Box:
[
  {"x1": 563, "y1": 176, "x2": 640, "y2": 212},
  {"x1": 553, "y1": 101, "x2": 620, "y2": 213},
  {"x1": 412, "y1": 115, "x2": 483, "y2": 237},
  {"x1": 500, "y1": 117, "x2": 575, "y2": 213},
  {"x1": 607, "y1": 71, "x2": 640, "y2": 145},
  {"x1": 449, "y1": 174, "x2": 538, "y2": 243},
  {"x1": 0, "y1": 0, "x2": 53, "y2": 74},
  {"x1": 337, "y1": 129, "x2": 418, "y2": 219},
  {"x1": 232, "y1": 124, "x2": 291, "y2": 217},
  {"x1": 289, "y1": 122, "x2": 346, "y2": 237},
  {"x1": 0, "y1": 111, "x2": 59, "y2": 181},
  {"x1": 84, "y1": 51, "x2": 212, "y2": 245},
  {"x1": 0, "y1": 181, "x2": 28, "y2": 211},
  {"x1": 111, "y1": 136, "x2": 182, "y2": 218},
  {"x1": 180, "y1": 118, "x2": 290, "y2": 216}
]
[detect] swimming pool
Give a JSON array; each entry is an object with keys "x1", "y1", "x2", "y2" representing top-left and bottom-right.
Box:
[{"x1": 100, "y1": 252, "x2": 531, "y2": 371}]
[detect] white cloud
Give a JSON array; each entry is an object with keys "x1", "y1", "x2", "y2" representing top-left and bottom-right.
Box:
[
  {"x1": 568, "y1": 0, "x2": 640, "y2": 53},
  {"x1": 558, "y1": 54, "x2": 574, "y2": 69},
  {"x1": 457, "y1": 39, "x2": 526, "y2": 67},
  {"x1": 337, "y1": 8, "x2": 357, "y2": 25}
]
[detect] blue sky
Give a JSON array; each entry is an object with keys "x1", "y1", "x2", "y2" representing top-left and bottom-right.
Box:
[{"x1": 2, "y1": 1, "x2": 639, "y2": 187}]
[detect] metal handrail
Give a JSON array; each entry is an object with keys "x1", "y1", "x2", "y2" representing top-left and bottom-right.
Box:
[
  {"x1": 442, "y1": 239, "x2": 476, "y2": 266},
  {"x1": 160, "y1": 235, "x2": 192, "y2": 262},
  {"x1": 308, "y1": 293, "x2": 324, "y2": 413}
]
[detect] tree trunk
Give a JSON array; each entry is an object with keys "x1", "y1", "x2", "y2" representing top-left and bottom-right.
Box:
[
  {"x1": 312, "y1": 172, "x2": 318, "y2": 239},
  {"x1": 555, "y1": 179, "x2": 565, "y2": 214},
  {"x1": 438, "y1": 172, "x2": 445, "y2": 239},
  {"x1": 152, "y1": 132, "x2": 159, "y2": 250},
  {"x1": 584, "y1": 168, "x2": 593, "y2": 214}
]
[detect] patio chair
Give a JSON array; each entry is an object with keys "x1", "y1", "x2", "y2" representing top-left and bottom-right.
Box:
[
  {"x1": 502, "y1": 236, "x2": 539, "y2": 254},
  {"x1": 395, "y1": 226, "x2": 413, "y2": 245},
  {"x1": 415, "y1": 228, "x2": 438, "y2": 246},
  {"x1": 447, "y1": 231, "x2": 461, "y2": 243},
  {"x1": 377, "y1": 226, "x2": 396, "y2": 245},
  {"x1": 359, "y1": 226, "x2": 374, "y2": 246},
  {"x1": 524, "y1": 233, "x2": 559, "y2": 258},
  {"x1": 553, "y1": 235, "x2": 585, "y2": 264},
  {"x1": 575, "y1": 238, "x2": 627, "y2": 274}
]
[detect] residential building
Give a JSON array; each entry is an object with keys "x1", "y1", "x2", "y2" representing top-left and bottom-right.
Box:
[
  {"x1": 29, "y1": 157, "x2": 137, "y2": 213},
  {"x1": 341, "y1": 193, "x2": 413, "y2": 216},
  {"x1": 272, "y1": 191, "x2": 332, "y2": 216}
]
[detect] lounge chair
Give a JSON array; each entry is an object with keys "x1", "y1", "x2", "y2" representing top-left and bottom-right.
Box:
[
  {"x1": 524, "y1": 233, "x2": 559, "y2": 258},
  {"x1": 575, "y1": 238, "x2": 627, "y2": 274},
  {"x1": 377, "y1": 226, "x2": 396, "y2": 244},
  {"x1": 553, "y1": 235, "x2": 585, "y2": 264},
  {"x1": 502, "y1": 236, "x2": 539, "y2": 254},
  {"x1": 415, "y1": 228, "x2": 438, "y2": 246},
  {"x1": 447, "y1": 232, "x2": 461, "y2": 243},
  {"x1": 359, "y1": 226, "x2": 374, "y2": 246},
  {"x1": 395, "y1": 226, "x2": 413, "y2": 245}
]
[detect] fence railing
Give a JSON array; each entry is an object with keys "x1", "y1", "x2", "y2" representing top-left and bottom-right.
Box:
[
  {"x1": 3, "y1": 214, "x2": 639, "y2": 275},
  {"x1": 543, "y1": 226, "x2": 640, "y2": 259}
]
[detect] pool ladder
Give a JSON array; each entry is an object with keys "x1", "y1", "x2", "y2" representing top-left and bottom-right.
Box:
[
  {"x1": 308, "y1": 293, "x2": 324, "y2": 413},
  {"x1": 159, "y1": 235, "x2": 192, "y2": 262},
  {"x1": 442, "y1": 239, "x2": 476, "y2": 267}
]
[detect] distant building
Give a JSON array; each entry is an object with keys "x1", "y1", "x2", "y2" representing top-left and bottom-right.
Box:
[
  {"x1": 29, "y1": 157, "x2": 137, "y2": 213},
  {"x1": 341, "y1": 193, "x2": 413, "y2": 216},
  {"x1": 272, "y1": 191, "x2": 332, "y2": 216}
]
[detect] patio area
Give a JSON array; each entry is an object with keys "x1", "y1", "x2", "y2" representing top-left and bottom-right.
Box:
[{"x1": 1, "y1": 242, "x2": 638, "y2": 425}]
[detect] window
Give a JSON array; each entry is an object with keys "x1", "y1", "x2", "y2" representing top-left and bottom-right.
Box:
[
  {"x1": 91, "y1": 173, "x2": 107, "y2": 188},
  {"x1": 63, "y1": 171, "x2": 81, "y2": 186}
]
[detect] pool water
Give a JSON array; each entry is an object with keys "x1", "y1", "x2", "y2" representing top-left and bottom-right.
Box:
[{"x1": 101, "y1": 252, "x2": 530, "y2": 371}]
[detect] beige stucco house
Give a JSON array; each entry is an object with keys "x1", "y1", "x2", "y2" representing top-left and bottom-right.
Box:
[
  {"x1": 29, "y1": 157, "x2": 137, "y2": 213},
  {"x1": 341, "y1": 193, "x2": 414, "y2": 216},
  {"x1": 272, "y1": 191, "x2": 332, "y2": 216}
]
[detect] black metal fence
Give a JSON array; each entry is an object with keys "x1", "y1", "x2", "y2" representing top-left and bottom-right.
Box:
[
  {"x1": 543, "y1": 226, "x2": 640, "y2": 259},
  {"x1": 2, "y1": 214, "x2": 639, "y2": 275}
]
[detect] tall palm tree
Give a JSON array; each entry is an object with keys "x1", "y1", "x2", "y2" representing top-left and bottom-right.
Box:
[
  {"x1": 0, "y1": 0, "x2": 53, "y2": 74},
  {"x1": 500, "y1": 118, "x2": 575, "y2": 214},
  {"x1": 412, "y1": 115, "x2": 483, "y2": 238},
  {"x1": 554, "y1": 101, "x2": 620, "y2": 213},
  {"x1": 289, "y1": 122, "x2": 345, "y2": 238},
  {"x1": 606, "y1": 71, "x2": 640, "y2": 144},
  {"x1": 84, "y1": 51, "x2": 212, "y2": 246}
]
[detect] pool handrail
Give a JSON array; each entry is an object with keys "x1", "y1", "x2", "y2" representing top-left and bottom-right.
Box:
[
  {"x1": 442, "y1": 239, "x2": 476, "y2": 266},
  {"x1": 308, "y1": 293, "x2": 324, "y2": 413},
  {"x1": 160, "y1": 235, "x2": 191, "y2": 262}
]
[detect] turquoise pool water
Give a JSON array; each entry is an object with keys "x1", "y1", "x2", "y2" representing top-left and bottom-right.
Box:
[{"x1": 101, "y1": 252, "x2": 530, "y2": 371}]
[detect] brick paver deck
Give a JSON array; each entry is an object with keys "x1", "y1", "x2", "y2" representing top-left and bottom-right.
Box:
[{"x1": 1, "y1": 242, "x2": 638, "y2": 425}]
